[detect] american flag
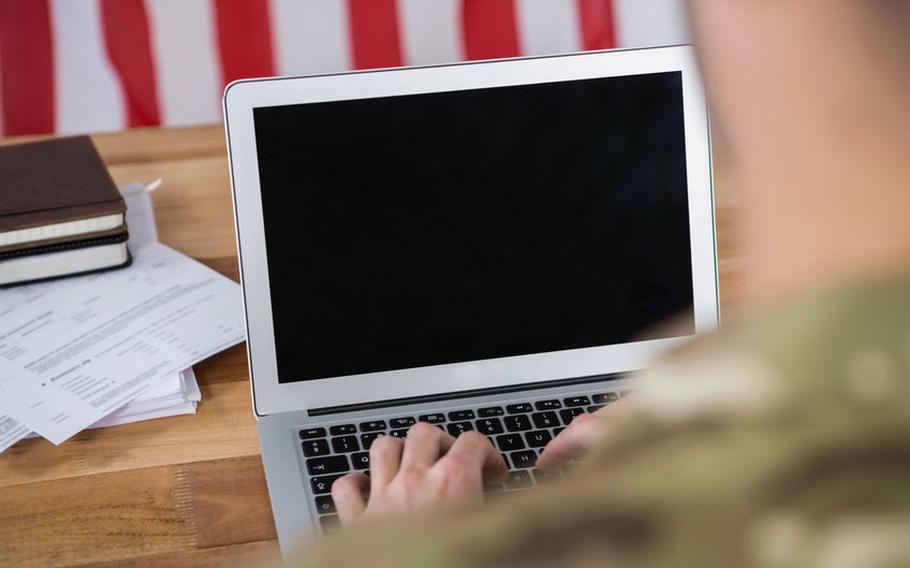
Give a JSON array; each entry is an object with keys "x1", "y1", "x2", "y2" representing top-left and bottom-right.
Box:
[{"x1": 0, "y1": 0, "x2": 687, "y2": 137}]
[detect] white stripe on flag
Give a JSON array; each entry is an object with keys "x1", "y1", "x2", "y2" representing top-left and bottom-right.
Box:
[
  {"x1": 50, "y1": 0, "x2": 125, "y2": 134},
  {"x1": 146, "y1": 0, "x2": 221, "y2": 127},
  {"x1": 613, "y1": 0, "x2": 689, "y2": 48},
  {"x1": 270, "y1": 0, "x2": 351, "y2": 75},
  {"x1": 399, "y1": 0, "x2": 462, "y2": 65},
  {"x1": 516, "y1": 0, "x2": 581, "y2": 56}
]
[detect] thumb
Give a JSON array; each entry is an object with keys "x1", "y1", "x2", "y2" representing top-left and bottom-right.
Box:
[{"x1": 536, "y1": 411, "x2": 609, "y2": 471}]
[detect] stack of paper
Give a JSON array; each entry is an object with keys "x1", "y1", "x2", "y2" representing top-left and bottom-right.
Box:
[
  {"x1": 23, "y1": 369, "x2": 200, "y2": 437},
  {"x1": 0, "y1": 182, "x2": 246, "y2": 452}
]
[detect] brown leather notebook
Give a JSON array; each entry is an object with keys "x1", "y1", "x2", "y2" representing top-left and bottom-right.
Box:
[{"x1": 0, "y1": 136, "x2": 126, "y2": 252}]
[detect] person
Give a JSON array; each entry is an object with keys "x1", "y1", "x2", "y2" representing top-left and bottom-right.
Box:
[{"x1": 291, "y1": 1, "x2": 910, "y2": 565}]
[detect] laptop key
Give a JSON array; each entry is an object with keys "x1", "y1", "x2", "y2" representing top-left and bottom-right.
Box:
[
  {"x1": 319, "y1": 514, "x2": 340, "y2": 534},
  {"x1": 506, "y1": 403, "x2": 533, "y2": 414},
  {"x1": 587, "y1": 405, "x2": 605, "y2": 413},
  {"x1": 360, "y1": 432, "x2": 386, "y2": 449},
  {"x1": 475, "y1": 418, "x2": 504, "y2": 435},
  {"x1": 511, "y1": 450, "x2": 537, "y2": 468},
  {"x1": 553, "y1": 427, "x2": 566, "y2": 437},
  {"x1": 447, "y1": 422, "x2": 474, "y2": 437},
  {"x1": 306, "y1": 455, "x2": 350, "y2": 475},
  {"x1": 351, "y1": 452, "x2": 371, "y2": 470},
  {"x1": 389, "y1": 429, "x2": 408, "y2": 438},
  {"x1": 484, "y1": 482, "x2": 505, "y2": 494},
  {"x1": 504, "y1": 415, "x2": 532, "y2": 432},
  {"x1": 302, "y1": 439, "x2": 330, "y2": 457},
  {"x1": 563, "y1": 396, "x2": 590, "y2": 407},
  {"x1": 478, "y1": 406, "x2": 505, "y2": 417},
  {"x1": 592, "y1": 392, "x2": 619, "y2": 404},
  {"x1": 496, "y1": 434, "x2": 526, "y2": 451},
  {"x1": 359, "y1": 420, "x2": 387, "y2": 432},
  {"x1": 533, "y1": 468, "x2": 561, "y2": 484},
  {"x1": 559, "y1": 408, "x2": 585, "y2": 425},
  {"x1": 390, "y1": 417, "x2": 416, "y2": 428},
  {"x1": 534, "y1": 400, "x2": 562, "y2": 411},
  {"x1": 310, "y1": 474, "x2": 343, "y2": 495},
  {"x1": 299, "y1": 427, "x2": 327, "y2": 439},
  {"x1": 448, "y1": 410, "x2": 475, "y2": 421},
  {"x1": 331, "y1": 435, "x2": 359, "y2": 453},
  {"x1": 525, "y1": 430, "x2": 552, "y2": 448},
  {"x1": 314, "y1": 495, "x2": 336, "y2": 515},
  {"x1": 418, "y1": 413, "x2": 447, "y2": 424},
  {"x1": 330, "y1": 424, "x2": 357, "y2": 436},
  {"x1": 531, "y1": 411, "x2": 558, "y2": 429},
  {"x1": 506, "y1": 470, "x2": 533, "y2": 489}
]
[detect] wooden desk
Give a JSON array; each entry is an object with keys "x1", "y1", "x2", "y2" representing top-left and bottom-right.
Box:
[{"x1": 0, "y1": 125, "x2": 740, "y2": 567}]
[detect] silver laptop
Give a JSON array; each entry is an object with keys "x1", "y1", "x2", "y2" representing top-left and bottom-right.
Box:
[{"x1": 224, "y1": 45, "x2": 717, "y2": 557}]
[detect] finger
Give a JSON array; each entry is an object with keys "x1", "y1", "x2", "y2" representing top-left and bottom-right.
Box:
[
  {"x1": 400, "y1": 422, "x2": 456, "y2": 471},
  {"x1": 331, "y1": 472, "x2": 370, "y2": 525},
  {"x1": 537, "y1": 412, "x2": 605, "y2": 471},
  {"x1": 438, "y1": 431, "x2": 508, "y2": 484},
  {"x1": 369, "y1": 435, "x2": 404, "y2": 490}
]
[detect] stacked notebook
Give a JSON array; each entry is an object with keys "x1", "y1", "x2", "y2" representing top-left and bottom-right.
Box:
[{"x1": 0, "y1": 136, "x2": 131, "y2": 286}]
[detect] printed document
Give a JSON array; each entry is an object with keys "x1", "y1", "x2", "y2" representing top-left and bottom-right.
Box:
[{"x1": 0, "y1": 184, "x2": 245, "y2": 450}]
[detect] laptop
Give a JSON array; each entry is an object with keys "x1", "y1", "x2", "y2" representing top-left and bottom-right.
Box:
[{"x1": 224, "y1": 45, "x2": 717, "y2": 556}]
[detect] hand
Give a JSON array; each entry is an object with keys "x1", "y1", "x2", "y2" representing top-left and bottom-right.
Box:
[
  {"x1": 536, "y1": 406, "x2": 613, "y2": 471},
  {"x1": 331, "y1": 422, "x2": 509, "y2": 526}
]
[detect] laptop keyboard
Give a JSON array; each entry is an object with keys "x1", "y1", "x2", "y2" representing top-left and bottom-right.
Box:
[{"x1": 299, "y1": 389, "x2": 629, "y2": 534}]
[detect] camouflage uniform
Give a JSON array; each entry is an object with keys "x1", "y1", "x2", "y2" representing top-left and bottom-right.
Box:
[{"x1": 294, "y1": 279, "x2": 910, "y2": 567}]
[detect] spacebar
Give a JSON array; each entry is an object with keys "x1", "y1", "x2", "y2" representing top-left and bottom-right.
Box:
[{"x1": 306, "y1": 455, "x2": 350, "y2": 475}]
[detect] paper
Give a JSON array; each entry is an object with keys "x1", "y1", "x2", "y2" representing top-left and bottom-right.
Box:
[
  {"x1": 0, "y1": 242, "x2": 244, "y2": 444},
  {"x1": 121, "y1": 181, "x2": 159, "y2": 250},
  {"x1": 20, "y1": 367, "x2": 202, "y2": 438},
  {"x1": 95, "y1": 367, "x2": 201, "y2": 425},
  {"x1": 0, "y1": 183, "x2": 244, "y2": 448},
  {"x1": 0, "y1": 415, "x2": 30, "y2": 453}
]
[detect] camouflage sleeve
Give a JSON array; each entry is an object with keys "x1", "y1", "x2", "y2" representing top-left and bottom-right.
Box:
[{"x1": 291, "y1": 282, "x2": 910, "y2": 568}]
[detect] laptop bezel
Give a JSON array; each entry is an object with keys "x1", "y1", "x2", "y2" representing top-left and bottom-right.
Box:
[{"x1": 224, "y1": 45, "x2": 718, "y2": 417}]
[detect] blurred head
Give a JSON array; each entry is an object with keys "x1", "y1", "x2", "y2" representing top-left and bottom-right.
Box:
[
  {"x1": 685, "y1": 0, "x2": 910, "y2": 301},
  {"x1": 688, "y1": 0, "x2": 908, "y2": 177}
]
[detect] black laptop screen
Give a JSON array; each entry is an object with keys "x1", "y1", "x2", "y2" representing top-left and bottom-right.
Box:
[{"x1": 253, "y1": 71, "x2": 695, "y2": 383}]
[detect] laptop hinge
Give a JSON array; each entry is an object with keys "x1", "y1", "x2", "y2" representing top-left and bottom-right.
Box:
[{"x1": 307, "y1": 372, "x2": 625, "y2": 417}]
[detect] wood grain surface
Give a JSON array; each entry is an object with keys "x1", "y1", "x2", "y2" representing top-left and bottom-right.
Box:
[{"x1": 0, "y1": 124, "x2": 740, "y2": 567}]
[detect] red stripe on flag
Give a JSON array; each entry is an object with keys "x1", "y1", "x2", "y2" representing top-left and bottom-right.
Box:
[
  {"x1": 0, "y1": 0, "x2": 55, "y2": 135},
  {"x1": 99, "y1": 0, "x2": 161, "y2": 128},
  {"x1": 576, "y1": 0, "x2": 617, "y2": 50},
  {"x1": 347, "y1": 0, "x2": 403, "y2": 69},
  {"x1": 212, "y1": 0, "x2": 275, "y2": 87},
  {"x1": 461, "y1": 0, "x2": 520, "y2": 60}
]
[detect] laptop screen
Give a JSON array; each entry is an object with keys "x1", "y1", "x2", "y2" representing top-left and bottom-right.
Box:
[{"x1": 253, "y1": 71, "x2": 694, "y2": 384}]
